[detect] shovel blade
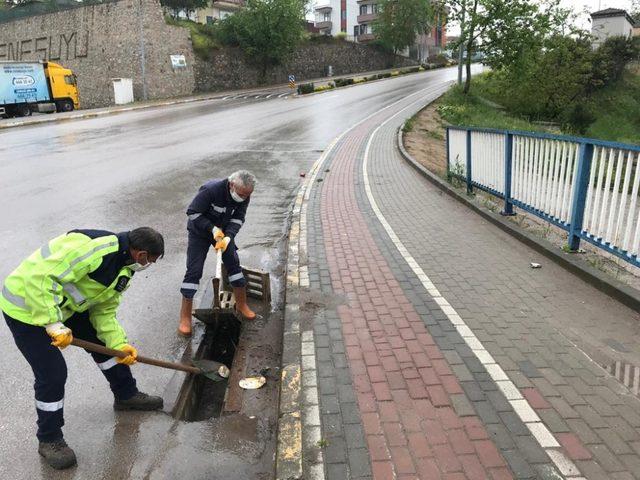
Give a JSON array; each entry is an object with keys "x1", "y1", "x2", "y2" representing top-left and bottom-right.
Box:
[{"x1": 192, "y1": 359, "x2": 229, "y2": 382}]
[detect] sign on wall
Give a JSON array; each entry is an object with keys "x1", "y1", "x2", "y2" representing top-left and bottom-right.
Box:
[{"x1": 170, "y1": 54, "x2": 187, "y2": 69}]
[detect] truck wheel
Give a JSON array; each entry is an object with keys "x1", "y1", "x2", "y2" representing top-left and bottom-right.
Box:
[
  {"x1": 56, "y1": 100, "x2": 74, "y2": 112},
  {"x1": 16, "y1": 104, "x2": 32, "y2": 117}
]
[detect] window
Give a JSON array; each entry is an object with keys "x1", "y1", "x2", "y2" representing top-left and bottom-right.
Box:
[
  {"x1": 354, "y1": 26, "x2": 359, "y2": 36},
  {"x1": 206, "y1": 16, "x2": 214, "y2": 24},
  {"x1": 341, "y1": 11, "x2": 346, "y2": 20},
  {"x1": 324, "y1": 12, "x2": 331, "y2": 21},
  {"x1": 360, "y1": 5, "x2": 367, "y2": 15}
]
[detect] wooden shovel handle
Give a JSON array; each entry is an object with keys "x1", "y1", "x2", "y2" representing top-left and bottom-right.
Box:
[{"x1": 70, "y1": 338, "x2": 201, "y2": 375}]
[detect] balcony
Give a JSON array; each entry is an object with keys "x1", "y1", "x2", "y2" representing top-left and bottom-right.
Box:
[
  {"x1": 213, "y1": 0, "x2": 244, "y2": 8},
  {"x1": 316, "y1": 20, "x2": 332, "y2": 30},
  {"x1": 357, "y1": 0, "x2": 377, "y2": 4},
  {"x1": 314, "y1": 4, "x2": 332, "y2": 12},
  {"x1": 357, "y1": 13, "x2": 377, "y2": 23}
]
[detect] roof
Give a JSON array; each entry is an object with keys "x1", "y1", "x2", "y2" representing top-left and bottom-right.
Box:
[{"x1": 590, "y1": 8, "x2": 636, "y2": 26}]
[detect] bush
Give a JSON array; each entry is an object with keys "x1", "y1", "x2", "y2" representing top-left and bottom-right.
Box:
[
  {"x1": 336, "y1": 32, "x2": 348, "y2": 41},
  {"x1": 334, "y1": 77, "x2": 355, "y2": 87},
  {"x1": 297, "y1": 83, "x2": 315, "y2": 94},
  {"x1": 377, "y1": 72, "x2": 392, "y2": 79},
  {"x1": 562, "y1": 103, "x2": 595, "y2": 134},
  {"x1": 314, "y1": 84, "x2": 335, "y2": 92}
]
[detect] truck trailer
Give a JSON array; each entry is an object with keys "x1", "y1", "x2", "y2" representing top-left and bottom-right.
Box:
[{"x1": 0, "y1": 61, "x2": 80, "y2": 118}]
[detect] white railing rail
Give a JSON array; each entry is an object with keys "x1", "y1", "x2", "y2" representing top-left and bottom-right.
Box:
[{"x1": 446, "y1": 127, "x2": 640, "y2": 267}]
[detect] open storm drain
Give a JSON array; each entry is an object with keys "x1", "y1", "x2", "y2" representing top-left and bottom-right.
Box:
[
  {"x1": 173, "y1": 319, "x2": 241, "y2": 422},
  {"x1": 604, "y1": 360, "x2": 640, "y2": 397}
]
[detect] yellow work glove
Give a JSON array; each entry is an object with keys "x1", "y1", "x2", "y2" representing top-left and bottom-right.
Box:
[
  {"x1": 45, "y1": 322, "x2": 73, "y2": 349},
  {"x1": 215, "y1": 236, "x2": 231, "y2": 253},
  {"x1": 212, "y1": 227, "x2": 225, "y2": 242},
  {"x1": 116, "y1": 344, "x2": 138, "y2": 365}
]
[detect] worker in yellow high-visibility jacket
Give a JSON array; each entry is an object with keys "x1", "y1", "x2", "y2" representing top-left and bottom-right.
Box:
[{"x1": 0, "y1": 227, "x2": 165, "y2": 470}]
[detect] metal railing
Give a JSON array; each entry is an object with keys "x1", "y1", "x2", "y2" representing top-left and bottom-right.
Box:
[{"x1": 446, "y1": 126, "x2": 640, "y2": 268}]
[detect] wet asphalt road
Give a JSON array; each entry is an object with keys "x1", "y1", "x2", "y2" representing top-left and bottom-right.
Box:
[{"x1": 0, "y1": 66, "x2": 468, "y2": 479}]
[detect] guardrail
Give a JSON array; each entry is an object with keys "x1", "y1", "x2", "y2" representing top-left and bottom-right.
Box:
[{"x1": 446, "y1": 126, "x2": 640, "y2": 268}]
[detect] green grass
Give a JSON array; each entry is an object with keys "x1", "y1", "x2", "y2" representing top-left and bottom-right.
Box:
[
  {"x1": 585, "y1": 72, "x2": 640, "y2": 144},
  {"x1": 165, "y1": 17, "x2": 220, "y2": 58},
  {"x1": 438, "y1": 71, "x2": 640, "y2": 145},
  {"x1": 437, "y1": 75, "x2": 552, "y2": 134}
]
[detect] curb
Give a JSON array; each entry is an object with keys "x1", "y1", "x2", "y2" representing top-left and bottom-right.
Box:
[
  {"x1": 0, "y1": 87, "x2": 278, "y2": 131},
  {"x1": 396, "y1": 124, "x2": 640, "y2": 313}
]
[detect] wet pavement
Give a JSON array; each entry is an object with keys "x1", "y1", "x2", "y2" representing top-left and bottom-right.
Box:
[{"x1": 0, "y1": 67, "x2": 466, "y2": 479}]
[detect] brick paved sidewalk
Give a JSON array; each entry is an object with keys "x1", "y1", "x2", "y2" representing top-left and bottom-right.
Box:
[{"x1": 282, "y1": 79, "x2": 640, "y2": 480}]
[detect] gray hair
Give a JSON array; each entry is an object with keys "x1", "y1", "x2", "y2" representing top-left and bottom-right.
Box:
[{"x1": 229, "y1": 170, "x2": 256, "y2": 189}]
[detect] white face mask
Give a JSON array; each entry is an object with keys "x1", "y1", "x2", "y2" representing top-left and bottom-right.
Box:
[
  {"x1": 129, "y1": 262, "x2": 151, "y2": 272},
  {"x1": 230, "y1": 188, "x2": 245, "y2": 203}
]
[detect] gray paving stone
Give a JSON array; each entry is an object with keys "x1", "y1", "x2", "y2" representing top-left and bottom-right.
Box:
[
  {"x1": 348, "y1": 448, "x2": 373, "y2": 478},
  {"x1": 450, "y1": 393, "x2": 476, "y2": 417},
  {"x1": 590, "y1": 444, "x2": 626, "y2": 473},
  {"x1": 502, "y1": 449, "x2": 537, "y2": 479},
  {"x1": 537, "y1": 409, "x2": 571, "y2": 433},
  {"x1": 326, "y1": 462, "x2": 349, "y2": 480},
  {"x1": 325, "y1": 436, "x2": 348, "y2": 464}
]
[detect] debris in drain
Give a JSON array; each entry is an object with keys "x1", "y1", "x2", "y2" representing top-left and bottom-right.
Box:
[
  {"x1": 317, "y1": 178, "x2": 323, "y2": 182},
  {"x1": 300, "y1": 172, "x2": 306, "y2": 177},
  {"x1": 239, "y1": 376, "x2": 266, "y2": 389},
  {"x1": 530, "y1": 262, "x2": 541, "y2": 269},
  {"x1": 324, "y1": 169, "x2": 330, "y2": 173}
]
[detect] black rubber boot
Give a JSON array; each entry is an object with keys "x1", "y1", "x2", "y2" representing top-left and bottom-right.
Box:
[
  {"x1": 38, "y1": 439, "x2": 77, "y2": 470},
  {"x1": 114, "y1": 391, "x2": 163, "y2": 411}
]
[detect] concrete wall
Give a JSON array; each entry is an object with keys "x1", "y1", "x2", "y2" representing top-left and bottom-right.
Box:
[
  {"x1": 194, "y1": 40, "x2": 418, "y2": 92},
  {"x1": 0, "y1": 0, "x2": 195, "y2": 108},
  {"x1": 592, "y1": 16, "x2": 634, "y2": 47}
]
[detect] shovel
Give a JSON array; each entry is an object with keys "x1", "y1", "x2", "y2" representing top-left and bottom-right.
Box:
[{"x1": 70, "y1": 338, "x2": 229, "y2": 382}]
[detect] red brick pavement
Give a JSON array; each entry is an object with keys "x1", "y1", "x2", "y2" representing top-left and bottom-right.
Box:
[{"x1": 319, "y1": 123, "x2": 513, "y2": 479}]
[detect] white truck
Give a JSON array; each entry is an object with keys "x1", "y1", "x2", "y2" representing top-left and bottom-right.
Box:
[{"x1": 0, "y1": 61, "x2": 79, "y2": 118}]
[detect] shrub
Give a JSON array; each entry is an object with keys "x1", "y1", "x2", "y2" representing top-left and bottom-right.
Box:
[
  {"x1": 334, "y1": 77, "x2": 355, "y2": 87},
  {"x1": 297, "y1": 83, "x2": 315, "y2": 94}
]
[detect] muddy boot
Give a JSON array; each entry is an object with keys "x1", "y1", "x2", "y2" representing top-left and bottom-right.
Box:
[
  {"x1": 38, "y1": 439, "x2": 77, "y2": 470},
  {"x1": 233, "y1": 286, "x2": 256, "y2": 320},
  {"x1": 114, "y1": 391, "x2": 163, "y2": 411},
  {"x1": 177, "y1": 296, "x2": 193, "y2": 337}
]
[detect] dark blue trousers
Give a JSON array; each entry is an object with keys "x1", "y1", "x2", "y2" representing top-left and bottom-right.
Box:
[
  {"x1": 180, "y1": 230, "x2": 246, "y2": 299},
  {"x1": 4, "y1": 311, "x2": 137, "y2": 442}
]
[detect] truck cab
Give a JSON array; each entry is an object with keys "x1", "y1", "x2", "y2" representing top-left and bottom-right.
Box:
[{"x1": 45, "y1": 62, "x2": 80, "y2": 112}]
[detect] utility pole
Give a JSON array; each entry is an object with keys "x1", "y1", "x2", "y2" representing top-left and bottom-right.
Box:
[
  {"x1": 457, "y1": 0, "x2": 465, "y2": 86},
  {"x1": 138, "y1": 0, "x2": 148, "y2": 101}
]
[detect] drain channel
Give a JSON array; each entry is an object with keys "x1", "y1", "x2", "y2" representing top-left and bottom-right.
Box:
[{"x1": 173, "y1": 318, "x2": 241, "y2": 421}]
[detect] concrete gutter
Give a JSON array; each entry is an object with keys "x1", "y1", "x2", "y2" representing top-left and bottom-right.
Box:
[{"x1": 396, "y1": 124, "x2": 640, "y2": 313}]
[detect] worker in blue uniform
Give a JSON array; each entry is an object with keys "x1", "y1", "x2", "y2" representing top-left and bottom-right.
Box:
[{"x1": 178, "y1": 170, "x2": 256, "y2": 336}]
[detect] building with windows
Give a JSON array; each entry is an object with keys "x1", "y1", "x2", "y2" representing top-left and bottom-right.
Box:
[
  {"x1": 314, "y1": 0, "x2": 359, "y2": 39},
  {"x1": 193, "y1": 0, "x2": 244, "y2": 24},
  {"x1": 590, "y1": 8, "x2": 635, "y2": 48},
  {"x1": 352, "y1": 0, "x2": 446, "y2": 61}
]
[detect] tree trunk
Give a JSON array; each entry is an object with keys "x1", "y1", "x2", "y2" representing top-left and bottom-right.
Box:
[{"x1": 463, "y1": 37, "x2": 473, "y2": 93}]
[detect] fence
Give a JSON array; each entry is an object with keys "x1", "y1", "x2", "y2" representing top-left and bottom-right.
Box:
[{"x1": 446, "y1": 126, "x2": 640, "y2": 268}]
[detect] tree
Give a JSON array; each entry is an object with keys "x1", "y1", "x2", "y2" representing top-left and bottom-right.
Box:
[
  {"x1": 161, "y1": 0, "x2": 208, "y2": 19},
  {"x1": 447, "y1": 0, "x2": 571, "y2": 93},
  {"x1": 631, "y1": 0, "x2": 640, "y2": 25},
  {"x1": 218, "y1": 0, "x2": 305, "y2": 81},
  {"x1": 373, "y1": 0, "x2": 432, "y2": 54}
]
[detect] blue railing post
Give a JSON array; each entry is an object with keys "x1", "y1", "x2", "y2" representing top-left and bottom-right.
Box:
[
  {"x1": 446, "y1": 127, "x2": 451, "y2": 181},
  {"x1": 501, "y1": 132, "x2": 515, "y2": 216},
  {"x1": 466, "y1": 129, "x2": 473, "y2": 194},
  {"x1": 567, "y1": 142, "x2": 594, "y2": 251}
]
